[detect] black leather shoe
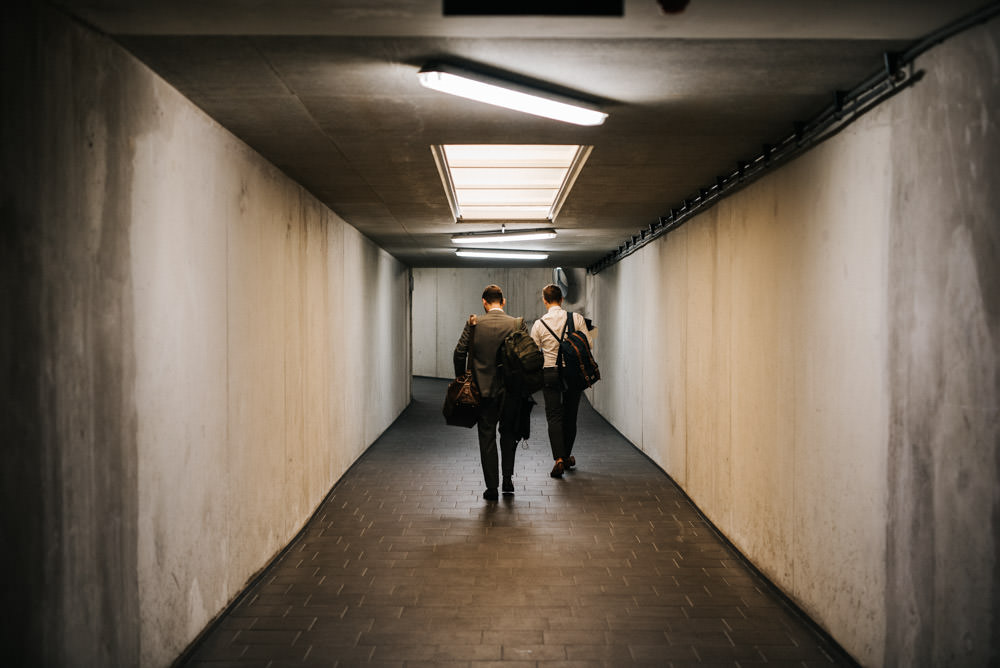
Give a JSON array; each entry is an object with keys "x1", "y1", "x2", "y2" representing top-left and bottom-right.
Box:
[
  {"x1": 550, "y1": 459, "x2": 564, "y2": 478},
  {"x1": 502, "y1": 477, "x2": 514, "y2": 494},
  {"x1": 483, "y1": 488, "x2": 499, "y2": 500},
  {"x1": 565, "y1": 455, "x2": 576, "y2": 469}
]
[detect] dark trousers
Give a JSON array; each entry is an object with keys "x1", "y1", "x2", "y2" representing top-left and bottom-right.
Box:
[
  {"x1": 476, "y1": 392, "x2": 519, "y2": 490},
  {"x1": 542, "y1": 367, "x2": 583, "y2": 461}
]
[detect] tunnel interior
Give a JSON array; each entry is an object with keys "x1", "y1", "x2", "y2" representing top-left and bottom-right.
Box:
[{"x1": 2, "y1": 2, "x2": 999, "y2": 666}]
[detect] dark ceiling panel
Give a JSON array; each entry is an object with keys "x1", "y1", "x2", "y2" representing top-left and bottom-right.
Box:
[{"x1": 443, "y1": 0, "x2": 623, "y2": 16}]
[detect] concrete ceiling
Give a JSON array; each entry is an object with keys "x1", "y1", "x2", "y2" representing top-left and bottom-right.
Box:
[{"x1": 57, "y1": 0, "x2": 983, "y2": 268}]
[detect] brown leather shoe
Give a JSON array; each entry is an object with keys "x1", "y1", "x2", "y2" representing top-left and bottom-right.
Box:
[
  {"x1": 550, "y1": 459, "x2": 564, "y2": 478},
  {"x1": 565, "y1": 456, "x2": 576, "y2": 469}
]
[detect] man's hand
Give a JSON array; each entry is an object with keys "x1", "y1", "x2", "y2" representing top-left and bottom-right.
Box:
[{"x1": 468, "y1": 314, "x2": 477, "y2": 326}]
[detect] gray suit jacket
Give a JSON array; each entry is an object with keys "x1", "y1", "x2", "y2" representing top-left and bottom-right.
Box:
[{"x1": 453, "y1": 310, "x2": 526, "y2": 399}]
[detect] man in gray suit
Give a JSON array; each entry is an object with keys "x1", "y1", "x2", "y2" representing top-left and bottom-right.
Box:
[{"x1": 454, "y1": 284, "x2": 528, "y2": 500}]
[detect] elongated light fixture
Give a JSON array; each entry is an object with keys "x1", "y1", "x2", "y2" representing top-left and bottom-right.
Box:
[
  {"x1": 452, "y1": 227, "x2": 557, "y2": 244},
  {"x1": 455, "y1": 249, "x2": 549, "y2": 260},
  {"x1": 418, "y1": 64, "x2": 608, "y2": 127}
]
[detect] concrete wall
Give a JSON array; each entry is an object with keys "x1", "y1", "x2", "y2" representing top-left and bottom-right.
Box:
[
  {"x1": 589, "y1": 18, "x2": 998, "y2": 667},
  {"x1": 413, "y1": 267, "x2": 586, "y2": 378},
  {"x1": 883, "y1": 20, "x2": 999, "y2": 667},
  {"x1": 2, "y1": 6, "x2": 411, "y2": 666}
]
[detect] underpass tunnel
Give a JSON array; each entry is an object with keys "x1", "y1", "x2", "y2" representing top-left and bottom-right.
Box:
[{"x1": 2, "y1": 3, "x2": 998, "y2": 666}]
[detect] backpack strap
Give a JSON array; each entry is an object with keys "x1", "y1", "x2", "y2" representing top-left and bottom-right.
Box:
[
  {"x1": 466, "y1": 321, "x2": 475, "y2": 372},
  {"x1": 539, "y1": 315, "x2": 570, "y2": 368},
  {"x1": 539, "y1": 317, "x2": 569, "y2": 341},
  {"x1": 566, "y1": 311, "x2": 577, "y2": 334}
]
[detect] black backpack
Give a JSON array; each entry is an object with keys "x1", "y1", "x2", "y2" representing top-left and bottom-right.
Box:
[
  {"x1": 497, "y1": 318, "x2": 545, "y2": 395},
  {"x1": 541, "y1": 312, "x2": 600, "y2": 391}
]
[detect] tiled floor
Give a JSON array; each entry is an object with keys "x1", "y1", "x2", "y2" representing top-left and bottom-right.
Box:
[{"x1": 183, "y1": 377, "x2": 856, "y2": 667}]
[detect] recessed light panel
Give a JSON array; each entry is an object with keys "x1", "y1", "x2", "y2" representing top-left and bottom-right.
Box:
[{"x1": 434, "y1": 144, "x2": 592, "y2": 222}]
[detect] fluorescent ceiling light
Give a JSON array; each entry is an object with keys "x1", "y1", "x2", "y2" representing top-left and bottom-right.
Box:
[
  {"x1": 418, "y1": 64, "x2": 608, "y2": 126},
  {"x1": 455, "y1": 249, "x2": 549, "y2": 260},
  {"x1": 449, "y1": 167, "x2": 568, "y2": 188},
  {"x1": 432, "y1": 144, "x2": 592, "y2": 222},
  {"x1": 452, "y1": 228, "x2": 557, "y2": 244},
  {"x1": 459, "y1": 205, "x2": 552, "y2": 220},
  {"x1": 445, "y1": 144, "x2": 580, "y2": 166},
  {"x1": 455, "y1": 188, "x2": 558, "y2": 206}
]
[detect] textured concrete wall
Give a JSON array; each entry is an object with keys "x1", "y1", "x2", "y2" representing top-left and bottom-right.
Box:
[
  {"x1": 2, "y1": 6, "x2": 410, "y2": 666},
  {"x1": 411, "y1": 267, "x2": 568, "y2": 378},
  {"x1": 589, "y1": 18, "x2": 998, "y2": 667},
  {"x1": 883, "y1": 20, "x2": 999, "y2": 667}
]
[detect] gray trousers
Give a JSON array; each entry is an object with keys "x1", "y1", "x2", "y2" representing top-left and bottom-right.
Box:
[
  {"x1": 476, "y1": 393, "x2": 518, "y2": 490},
  {"x1": 542, "y1": 367, "x2": 583, "y2": 461}
]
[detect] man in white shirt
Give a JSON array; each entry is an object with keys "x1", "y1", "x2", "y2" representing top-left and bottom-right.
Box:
[{"x1": 529, "y1": 284, "x2": 593, "y2": 478}]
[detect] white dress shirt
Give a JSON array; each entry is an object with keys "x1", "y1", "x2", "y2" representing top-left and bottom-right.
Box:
[{"x1": 530, "y1": 305, "x2": 592, "y2": 369}]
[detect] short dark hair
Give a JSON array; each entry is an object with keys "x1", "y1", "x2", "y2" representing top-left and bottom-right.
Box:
[
  {"x1": 542, "y1": 284, "x2": 563, "y2": 304},
  {"x1": 482, "y1": 284, "x2": 504, "y2": 304}
]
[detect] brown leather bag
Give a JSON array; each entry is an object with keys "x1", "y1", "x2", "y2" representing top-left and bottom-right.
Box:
[{"x1": 443, "y1": 323, "x2": 482, "y2": 428}]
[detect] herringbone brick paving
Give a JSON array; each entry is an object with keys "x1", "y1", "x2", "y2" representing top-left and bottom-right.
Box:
[{"x1": 183, "y1": 377, "x2": 855, "y2": 667}]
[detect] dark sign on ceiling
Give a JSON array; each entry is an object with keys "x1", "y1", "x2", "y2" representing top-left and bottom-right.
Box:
[{"x1": 443, "y1": 1, "x2": 623, "y2": 16}]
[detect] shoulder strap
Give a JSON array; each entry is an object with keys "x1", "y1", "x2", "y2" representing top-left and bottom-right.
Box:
[
  {"x1": 539, "y1": 315, "x2": 569, "y2": 368},
  {"x1": 466, "y1": 322, "x2": 475, "y2": 371},
  {"x1": 539, "y1": 317, "x2": 563, "y2": 340},
  {"x1": 566, "y1": 311, "x2": 577, "y2": 334}
]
